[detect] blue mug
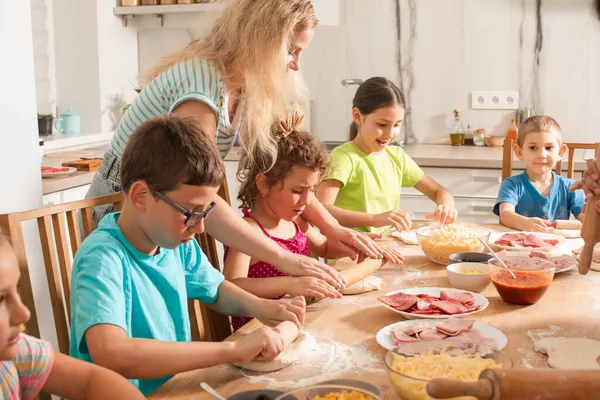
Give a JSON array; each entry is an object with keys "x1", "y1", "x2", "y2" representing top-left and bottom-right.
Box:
[{"x1": 54, "y1": 108, "x2": 81, "y2": 134}]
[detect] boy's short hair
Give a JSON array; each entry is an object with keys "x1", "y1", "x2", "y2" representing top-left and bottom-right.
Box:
[
  {"x1": 120, "y1": 116, "x2": 226, "y2": 194},
  {"x1": 517, "y1": 115, "x2": 562, "y2": 147}
]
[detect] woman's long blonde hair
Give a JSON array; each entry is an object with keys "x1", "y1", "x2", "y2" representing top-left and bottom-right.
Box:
[{"x1": 144, "y1": 0, "x2": 318, "y2": 168}]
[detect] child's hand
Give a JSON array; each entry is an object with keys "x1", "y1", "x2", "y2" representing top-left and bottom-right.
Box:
[
  {"x1": 289, "y1": 277, "x2": 342, "y2": 300},
  {"x1": 373, "y1": 210, "x2": 412, "y2": 231},
  {"x1": 254, "y1": 296, "x2": 306, "y2": 329},
  {"x1": 525, "y1": 217, "x2": 550, "y2": 232},
  {"x1": 232, "y1": 326, "x2": 284, "y2": 363},
  {"x1": 426, "y1": 204, "x2": 458, "y2": 224},
  {"x1": 379, "y1": 246, "x2": 404, "y2": 265}
]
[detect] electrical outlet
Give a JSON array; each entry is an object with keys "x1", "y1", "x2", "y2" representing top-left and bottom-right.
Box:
[{"x1": 471, "y1": 91, "x2": 519, "y2": 110}]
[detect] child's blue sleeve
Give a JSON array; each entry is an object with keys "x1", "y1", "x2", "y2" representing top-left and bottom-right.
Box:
[
  {"x1": 493, "y1": 177, "x2": 521, "y2": 216},
  {"x1": 567, "y1": 183, "x2": 586, "y2": 218},
  {"x1": 182, "y1": 240, "x2": 224, "y2": 304}
]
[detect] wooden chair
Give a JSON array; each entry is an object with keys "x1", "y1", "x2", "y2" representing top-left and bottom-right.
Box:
[
  {"x1": 192, "y1": 181, "x2": 233, "y2": 342},
  {"x1": 0, "y1": 193, "x2": 125, "y2": 354},
  {"x1": 502, "y1": 138, "x2": 600, "y2": 180}
]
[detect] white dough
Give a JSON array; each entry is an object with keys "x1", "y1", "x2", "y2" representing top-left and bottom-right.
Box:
[
  {"x1": 534, "y1": 337, "x2": 600, "y2": 369},
  {"x1": 339, "y1": 275, "x2": 382, "y2": 295},
  {"x1": 233, "y1": 332, "x2": 317, "y2": 372},
  {"x1": 392, "y1": 231, "x2": 418, "y2": 245},
  {"x1": 550, "y1": 229, "x2": 581, "y2": 239}
]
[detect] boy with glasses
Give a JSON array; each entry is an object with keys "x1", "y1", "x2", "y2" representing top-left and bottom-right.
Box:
[{"x1": 69, "y1": 116, "x2": 305, "y2": 396}]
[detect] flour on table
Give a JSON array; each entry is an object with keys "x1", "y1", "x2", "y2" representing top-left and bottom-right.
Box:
[
  {"x1": 233, "y1": 332, "x2": 315, "y2": 372},
  {"x1": 535, "y1": 338, "x2": 600, "y2": 369},
  {"x1": 237, "y1": 330, "x2": 379, "y2": 388},
  {"x1": 517, "y1": 325, "x2": 562, "y2": 368}
]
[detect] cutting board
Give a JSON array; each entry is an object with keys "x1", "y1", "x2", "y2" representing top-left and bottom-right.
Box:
[{"x1": 61, "y1": 159, "x2": 102, "y2": 171}]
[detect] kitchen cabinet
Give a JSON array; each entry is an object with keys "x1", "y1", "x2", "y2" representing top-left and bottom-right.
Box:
[{"x1": 42, "y1": 184, "x2": 91, "y2": 206}]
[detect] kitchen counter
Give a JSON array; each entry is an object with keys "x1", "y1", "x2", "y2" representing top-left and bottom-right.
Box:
[
  {"x1": 226, "y1": 143, "x2": 593, "y2": 170},
  {"x1": 44, "y1": 143, "x2": 594, "y2": 195}
]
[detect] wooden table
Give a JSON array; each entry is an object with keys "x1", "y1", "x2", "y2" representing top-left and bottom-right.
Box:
[{"x1": 149, "y1": 223, "x2": 600, "y2": 399}]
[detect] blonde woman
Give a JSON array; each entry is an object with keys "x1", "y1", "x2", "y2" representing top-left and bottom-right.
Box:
[{"x1": 85, "y1": 0, "x2": 380, "y2": 287}]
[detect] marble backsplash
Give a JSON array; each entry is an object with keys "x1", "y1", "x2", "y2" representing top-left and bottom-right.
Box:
[{"x1": 135, "y1": 0, "x2": 600, "y2": 145}]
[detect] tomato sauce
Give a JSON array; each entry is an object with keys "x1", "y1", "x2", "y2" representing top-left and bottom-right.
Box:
[{"x1": 491, "y1": 270, "x2": 552, "y2": 305}]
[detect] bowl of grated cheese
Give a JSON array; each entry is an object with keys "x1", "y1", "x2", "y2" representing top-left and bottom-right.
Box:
[
  {"x1": 416, "y1": 225, "x2": 490, "y2": 265},
  {"x1": 384, "y1": 344, "x2": 512, "y2": 400}
]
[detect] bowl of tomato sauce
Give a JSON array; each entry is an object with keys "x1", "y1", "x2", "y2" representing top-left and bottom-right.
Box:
[{"x1": 488, "y1": 259, "x2": 555, "y2": 305}]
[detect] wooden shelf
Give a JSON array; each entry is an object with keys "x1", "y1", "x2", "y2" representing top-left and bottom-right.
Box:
[{"x1": 113, "y1": 3, "x2": 226, "y2": 26}]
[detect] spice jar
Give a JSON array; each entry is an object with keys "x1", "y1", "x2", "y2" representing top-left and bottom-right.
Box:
[
  {"x1": 121, "y1": 0, "x2": 139, "y2": 5},
  {"x1": 473, "y1": 128, "x2": 486, "y2": 147},
  {"x1": 160, "y1": 0, "x2": 178, "y2": 3},
  {"x1": 141, "y1": 0, "x2": 158, "y2": 4},
  {"x1": 177, "y1": 0, "x2": 196, "y2": 3}
]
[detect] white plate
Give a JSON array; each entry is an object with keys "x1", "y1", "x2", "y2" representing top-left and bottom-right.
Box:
[
  {"x1": 378, "y1": 287, "x2": 489, "y2": 320},
  {"x1": 375, "y1": 319, "x2": 507, "y2": 351},
  {"x1": 489, "y1": 232, "x2": 565, "y2": 251},
  {"x1": 496, "y1": 250, "x2": 577, "y2": 274},
  {"x1": 41, "y1": 166, "x2": 77, "y2": 179}
]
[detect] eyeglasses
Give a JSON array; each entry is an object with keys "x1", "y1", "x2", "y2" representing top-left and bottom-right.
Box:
[{"x1": 154, "y1": 191, "x2": 216, "y2": 227}]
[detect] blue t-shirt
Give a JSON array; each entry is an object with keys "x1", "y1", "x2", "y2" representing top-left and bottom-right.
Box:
[
  {"x1": 69, "y1": 213, "x2": 224, "y2": 396},
  {"x1": 493, "y1": 172, "x2": 585, "y2": 220}
]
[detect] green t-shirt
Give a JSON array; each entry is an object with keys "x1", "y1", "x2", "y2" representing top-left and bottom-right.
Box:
[{"x1": 327, "y1": 142, "x2": 424, "y2": 234}]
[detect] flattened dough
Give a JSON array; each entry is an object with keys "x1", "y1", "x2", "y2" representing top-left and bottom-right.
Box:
[
  {"x1": 339, "y1": 275, "x2": 382, "y2": 295},
  {"x1": 534, "y1": 337, "x2": 600, "y2": 369},
  {"x1": 550, "y1": 229, "x2": 580, "y2": 239},
  {"x1": 392, "y1": 231, "x2": 418, "y2": 245},
  {"x1": 233, "y1": 332, "x2": 316, "y2": 372}
]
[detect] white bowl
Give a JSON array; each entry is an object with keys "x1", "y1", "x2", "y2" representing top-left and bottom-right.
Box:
[{"x1": 446, "y1": 262, "x2": 491, "y2": 293}]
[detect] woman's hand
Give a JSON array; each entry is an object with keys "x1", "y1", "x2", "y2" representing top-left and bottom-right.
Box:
[
  {"x1": 426, "y1": 204, "x2": 458, "y2": 224},
  {"x1": 570, "y1": 158, "x2": 600, "y2": 212},
  {"x1": 322, "y1": 226, "x2": 383, "y2": 260},
  {"x1": 372, "y1": 210, "x2": 412, "y2": 232},
  {"x1": 379, "y1": 246, "x2": 405, "y2": 265},
  {"x1": 274, "y1": 252, "x2": 347, "y2": 289}
]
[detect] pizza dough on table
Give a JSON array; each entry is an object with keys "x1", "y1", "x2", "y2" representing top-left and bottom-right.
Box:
[
  {"x1": 550, "y1": 229, "x2": 581, "y2": 239},
  {"x1": 233, "y1": 331, "x2": 317, "y2": 372},
  {"x1": 339, "y1": 275, "x2": 382, "y2": 295},
  {"x1": 534, "y1": 337, "x2": 600, "y2": 369},
  {"x1": 392, "y1": 230, "x2": 418, "y2": 245}
]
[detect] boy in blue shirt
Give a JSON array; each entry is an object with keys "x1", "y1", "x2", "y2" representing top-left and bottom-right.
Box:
[
  {"x1": 69, "y1": 116, "x2": 305, "y2": 396},
  {"x1": 494, "y1": 115, "x2": 586, "y2": 231}
]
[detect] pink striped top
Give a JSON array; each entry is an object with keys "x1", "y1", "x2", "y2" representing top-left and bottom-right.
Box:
[{"x1": 0, "y1": 334, "x2": 54, "y2": 399}]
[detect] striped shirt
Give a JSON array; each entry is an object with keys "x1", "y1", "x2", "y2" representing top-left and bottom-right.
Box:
[
  {"x1": 108, "y1": 58, "x2": 244, "y2": 160},
  {"x1": 0, "y1": 334, "x2": 54, "y2": 400}
]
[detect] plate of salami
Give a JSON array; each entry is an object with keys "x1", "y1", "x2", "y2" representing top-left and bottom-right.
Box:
[
  {"x1": 377, "y1": 287, "x2": 488, "y2": 320},
  {"x1": 376, "y1": 318, "x2": 507, "y2": 352},
  {"x1": 489, "y1": 232, "x2": 565, "y2": 251},
  {"x1": 41, "y1": 166, "x2": 77, "y2": 179}
]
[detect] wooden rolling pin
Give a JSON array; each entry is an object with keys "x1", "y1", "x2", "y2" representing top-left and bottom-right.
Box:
[
  {"x1": 579, "y1": 158, "x2": 600, "y2": 275},
  {"x1": 254, "y1": 321, "x2": 299, "y2": 361},
  {"x1": 340, "y1": 258, "x2": 387, "y2": 287},
  {"x1": 545, "y1": 219, "x2": 582, "y2": 230},
  {"x1": 427, "y1": 368, "x2": 600, "y2": 400}
]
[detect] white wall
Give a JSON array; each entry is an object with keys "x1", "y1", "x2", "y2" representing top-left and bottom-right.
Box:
[
  {"x1": 52, "y1": 0, "x2": 139, "y2": 133},
  {"x1": 0, "y1": 0, "x2": 58, "y2": 349},
  {"x1": 30, "y1": 0, "x2": 56, "y2": 115}
]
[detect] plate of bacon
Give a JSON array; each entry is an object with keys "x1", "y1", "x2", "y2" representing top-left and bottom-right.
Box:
[
  {"x1": 377, "y1": 287, "x2": 488, "y2": 320},
  {"x1": 376, "y1": 318, "x2": 506, "y2": 353},
  {"x1": 489, "y1": 232, "x2": 565, "y2": 251}
]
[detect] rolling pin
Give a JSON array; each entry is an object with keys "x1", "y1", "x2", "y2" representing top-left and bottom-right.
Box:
[
  {"x1": 545, "y1": 219, "x2": 582, "y2": 230},
  {"x1": 427, "y1": 368, "x2": 600, "y2": 400},
  {"x1": 579, "y1": 158, "x2": 600, "y2": 275},
  {"x1": 254, "y1": 321, "x2": 299, "y2": 361},
  {"x1": 339, "y1": 258, "x2": 387, "y2": 287}
]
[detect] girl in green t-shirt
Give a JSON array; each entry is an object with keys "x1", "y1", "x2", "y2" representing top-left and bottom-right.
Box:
[{"x1": 317, "y1": 77, "x2": 458, "y2": 234}]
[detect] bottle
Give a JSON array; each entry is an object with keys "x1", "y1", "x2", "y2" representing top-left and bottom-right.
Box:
[
  {"x1": 506, "y1": 119, "x2": 518, "y2": 141},
  {"x1": 465, "y1": 123, "x2": 474, "y2": 146},
  {"x1": 473, "y1": 128, "x2": 486, "y2": 146},
  {"x1": 449, "y1": 109, "x2": 465, "y2": 146}
]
